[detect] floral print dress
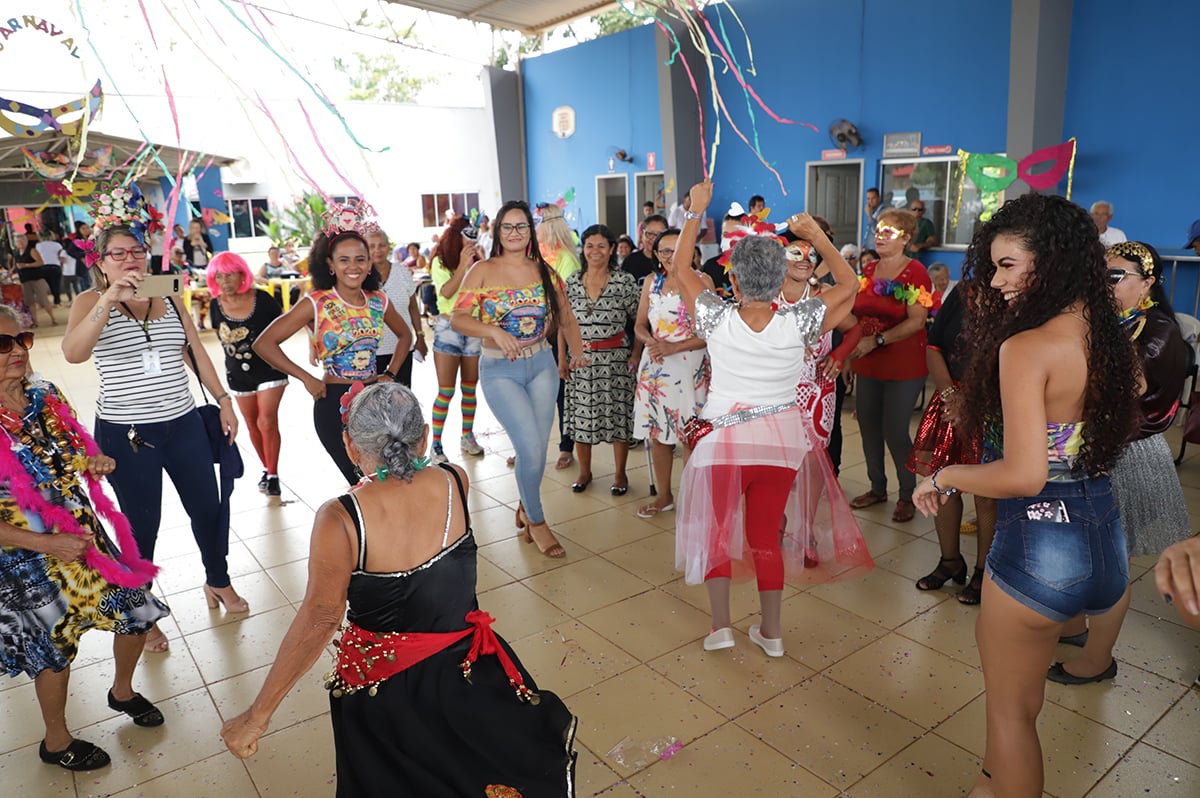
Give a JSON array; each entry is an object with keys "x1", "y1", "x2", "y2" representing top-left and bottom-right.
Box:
[{"x1": 633, "y1": 272, "x2": 710, "y2": 445}]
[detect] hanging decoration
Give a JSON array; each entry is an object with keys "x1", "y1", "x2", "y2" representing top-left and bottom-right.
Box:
[
  {"x1": 22, "y1": 143, "x2": 113, "y2": 181},
  {"x1": 0, "y1": 79, "x2": 103, "y2": 139},
  {"x1": 952, "y1": 138, "x2": 1077, "y2": 226}
]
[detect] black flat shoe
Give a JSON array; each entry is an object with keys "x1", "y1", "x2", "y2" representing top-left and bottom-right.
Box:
[
  {"x1": 39, "y1": 739, "x2": 111, "y2": 771},
  {"x1": 1047, "y1": 659, "x2": 1117, "y2": 685},
  {"x1": 571, "y1": 475, "x2": 592, "y2": 493},
  {"x1": 107, "y1": 690, "x2": 165, "y2": 727},
  {"x1": 610, "y1": 484, "x2": 628, "y2": 496},
  {"x1": 1058, "y1": 631, "x2": 1089, "y2": 648}
]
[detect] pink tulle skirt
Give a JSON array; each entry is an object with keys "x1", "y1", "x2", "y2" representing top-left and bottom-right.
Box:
[{"x1": 675, "y1": 405, "x2": 875, "y2": 586}]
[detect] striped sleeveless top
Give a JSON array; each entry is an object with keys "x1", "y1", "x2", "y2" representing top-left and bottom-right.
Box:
[{"x1": 93, "y1": 298, "x2": 195, "y2": 424}]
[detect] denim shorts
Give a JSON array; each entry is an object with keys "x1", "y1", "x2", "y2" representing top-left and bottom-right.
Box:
[
  {"x1": 986, "y1": 476, "x2": 1128, "y2": 622},
  {"x1": 432, "y1": 316, "x2": 481, "y2": 358}
]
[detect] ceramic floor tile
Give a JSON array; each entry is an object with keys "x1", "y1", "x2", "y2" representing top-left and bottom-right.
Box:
[
  {"x1": 70, "y1": 687, "x2": 228, "y2": 797},
  {"x1": 573, "y1": 743, "x2": 623, "y2": 796},
  {"x1": 509, "y1": 621, "x2": 640, "y2": 699},
  {"x1": 565, "y1": 665, "x2": 725, "y2": 777},
  {"x1": 184, "y1": 606, "x2": 298, "y2": 684},
  {"x1": 469, "y1": 473, "x2": 528, "y2": 505},
  {"x1": 628, "y1": 723, "x2": 839, "y2": 796},
  {"x1": 873, "y1": 535, "x2": 977, "y2": 586},
  {"x1": 152, "y1": 539, "x2": 263, "y2": 598},
  {"x1": 599, "y1": 533, "x2": 682, "y2": 587},
  {"x1": 1043, "y1": 660, "x2": 1187, "y2": 739},
  {"x1": 840, "y1": 733, "x2": 983, "y2": 797},
  {"x1": 808, "y1": 566, "x2": 947, "y2": 629},
  {"x1": 935, "y1": 694, "x2": 1135, "y2": 798},
  {"x1": 824, "y1": 633, "x2": 983, "y2": 727},
  {"x1": 166, "y1": 570, "x2": 291, "y2": 635},
  {"x1": 1143, "y1": 688, "x2": 1200, "y2": 764},
  {"x1": 264, "y1": 559, "x2": 310, "y2": 604},
  {"x1": 105, "y1": 751, "x2": 256, "y2": 797},
  {"x1": 647, "y1": 631, "x2": 817, "y2": 717},
  {"x1": 477, "y1": 534, "x2": 592, "y2": 580},
  {"x1": 207, "y1": 658, "x2": 332, "y2": 733},
  {"x1": 539, "y1": 489, "x2": 615, "y2": 525},
  {"x1": 759, "y1": 592, "x2": 890, "y2": 670},
  {"x1": 0, "y1": 743, "x2": 76, "y2": 798},
  {"x1": 523, "y1": 556, "x2": 652, "y2": 616},
  {"x1": 578, "y1": 590, "x2": 713, "y2": 662},
  {"x1": 661, "y1": 577, "x2": 798, "y2": 627},
  {"x1": 467, "y1": 503, "x2": 527, "y2": 546},
  {"x1": 474, "y1": 555, "x2": 517, "y2": 592},
  {"x1": 1085, "y1": 742, "x2": 1200, "y2": 797},
  {"x1": 240, "y1": 526, "x2": 314, "y2": 570},
  {"x1": 734, "y1": 675, "x2": 923, "y2": 788},
  {"x1": 853, "y1": 517, "x2": 922, "y2": 559},
  {"x1": 1114, "y1": 608, "x2": 1200, "y2": 684},
  {"x1": 894, "y1": 596, "x2": 983, "y2": 668},
  {"x1": 551, "y1": 511, "x2": 663, "y2": 553},
  {"x1": 1129, "y1": 567, "x2": 1189, "y2": 627},
  {"x1": 242, "y1": 715, "x2": 338, "y2": 795},
  {"x1": 616, "y1": 500, "x2": 680, "y2": 531},
  {"x1": 229, "y1": 502, "x2": 318, "y2": 538},
  {"x1": 475, "y1": 582, "x2": 571, "y2": 641}
]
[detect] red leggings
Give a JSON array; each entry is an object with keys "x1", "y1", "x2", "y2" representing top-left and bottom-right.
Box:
[{"x1": 704, "y1": 464, "x2": 798, "y2": 591}]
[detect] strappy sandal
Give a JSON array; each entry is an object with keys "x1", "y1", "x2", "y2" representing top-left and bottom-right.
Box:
[
  {"x1": 143, "y1": 625, "x2": 170, "y2": 654},
  {"x1": 915, "y1": 554, "x2": 968, "y2": 591},
  {"x1": 108, "y1": 690, "x2": 165, "y2": 727},
  {"x1": 39, "y1": 739, "x2": 111, "y2": 771},
  {"x1": 957, "y1": 566, "x2": 985, "y2": 605},
  {"x1": 525, "y1": 522, "x2": 566, "y2": 559}
]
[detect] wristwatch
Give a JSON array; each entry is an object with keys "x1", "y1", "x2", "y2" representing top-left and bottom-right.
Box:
[{"x1": 874, "y1": 333, "x2": 886, "y2": 347}]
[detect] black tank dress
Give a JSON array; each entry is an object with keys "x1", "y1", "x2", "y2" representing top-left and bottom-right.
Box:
[{"x1": 328, "y1": 465, "x2": 577, "y2": 797}]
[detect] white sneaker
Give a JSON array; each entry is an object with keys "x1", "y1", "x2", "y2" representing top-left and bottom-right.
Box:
[
  {"x1": 748, "y1": 624, "x2": 784, "y2": 657},
  {"x1": 430, "y1": 447, "x2": 449, "y2": 465},
  {"x1": 703, "y1": 627, "x2": 735, "y2": 651},
  {"x1": 460, "y1": 433, "x2": 484, "y2": 456}
]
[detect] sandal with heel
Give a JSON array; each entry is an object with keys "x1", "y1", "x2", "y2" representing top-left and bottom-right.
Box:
[
  {"x1": 915, "y1": 555, "x2": 968, "y2": 591},
  {"x1": 957, "y1": 566, "x2": 985, "y2": 605}
]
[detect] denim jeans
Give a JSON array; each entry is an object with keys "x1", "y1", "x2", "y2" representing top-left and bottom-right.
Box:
[
  {"x1": 95, "y1": 410, "x2": 232, "y2": 588},
  {"x1": 481, "y1": 348, "x2": 559, "y2": 524}
]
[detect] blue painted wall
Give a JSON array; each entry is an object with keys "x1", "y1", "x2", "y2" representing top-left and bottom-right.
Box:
[{"x1": 522, "y1": 24, "x2": 663, "y2": 234}]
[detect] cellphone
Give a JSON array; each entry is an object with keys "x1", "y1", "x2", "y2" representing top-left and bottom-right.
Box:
[
  {"x1": 1026, "y1": 500, "x2": 1070, "y2": 523},
  {"x1": 134, "y1": 274, "x2": 185, "y2": 298}
]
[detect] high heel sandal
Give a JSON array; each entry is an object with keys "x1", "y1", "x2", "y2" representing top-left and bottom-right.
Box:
[
  {"x1": 957, "y1": 566, "x2": 985, "y2": 605},
  {"x1": 203, "y1": 584, "x2": 250, "y2": 614},
  {"x1": 915, "y1": 554, "x2": 968, "y2": 591}
]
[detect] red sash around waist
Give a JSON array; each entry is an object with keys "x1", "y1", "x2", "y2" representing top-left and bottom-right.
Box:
[
  {"x1": 327, "y1": 609, "x2": 539, "y2": 704},
  {"x1": 583, "y1": 330, "x2": 629, "y2": 352}
]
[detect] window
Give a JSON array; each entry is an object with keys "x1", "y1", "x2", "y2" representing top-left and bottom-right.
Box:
[
  {"x1": 420, "y1": 192, "x2": 481, "y2": 228},
  {"x1": 225, "y1": 198, "x2": 270, "y2": 239},
  {"x1": 879, "y1": 157, "x2": 1003, "y2": 248}
]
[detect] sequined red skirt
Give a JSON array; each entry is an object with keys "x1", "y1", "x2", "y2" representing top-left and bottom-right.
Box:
[{"x1": 905, "y1": 390, "x2": 981, "y2": 477}]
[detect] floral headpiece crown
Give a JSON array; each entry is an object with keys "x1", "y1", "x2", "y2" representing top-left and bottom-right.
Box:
[
  {"x1": 717, "y1": 220, "x2": 789, "y2": 271},
  {"x1": 80, "y1": 181, "x2": 164, "y2": 267},
  {"x1": 322, "y1": 199, "x2": 380, "y2": 241}
]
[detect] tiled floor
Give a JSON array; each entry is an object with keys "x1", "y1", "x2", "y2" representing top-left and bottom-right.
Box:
[{"x1": 3, "y1": 317, "x2": 1200, "y2": 796}]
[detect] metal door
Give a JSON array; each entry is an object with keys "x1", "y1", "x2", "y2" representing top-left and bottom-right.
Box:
[
  {"x1": 595, "y1": 175, "x2": 629, "y2": 237},
  {"x1": 805, "y1": 161, "x2": 864, "y2": 247}
]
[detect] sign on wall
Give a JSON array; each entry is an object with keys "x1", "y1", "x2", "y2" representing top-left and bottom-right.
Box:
[
  {"x1": 552, "y1": 106, "x2": 576, "y2": 139},
  {"x1": 883, "y1": 132, "x2": 922, "y2": 158}
]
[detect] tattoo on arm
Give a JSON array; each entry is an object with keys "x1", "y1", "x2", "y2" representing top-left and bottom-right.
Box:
[{"x1": 90, "y1": 304, "x2": 106, "y2": 323}]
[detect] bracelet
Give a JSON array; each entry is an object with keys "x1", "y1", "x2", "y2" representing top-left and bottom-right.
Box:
[
  {"x1": 939, "y1": 386, "x2": 956, "y2": 402},
  {"x1": 683, "y1": 210, "x2": 702, "y2": 221},
  {"x1": 214, "y1": 392, "x2": 231, "y2": 403},
  {"x1": 931, "y1": 466, "x2": 959, "y2": 496}
]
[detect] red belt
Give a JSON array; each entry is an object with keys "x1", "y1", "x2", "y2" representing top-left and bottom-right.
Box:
[
  {"x1": 328, "y1": 610, "x2": 539, "y2": 704},
  {"x1": 584, "y1": 330, "x2": 629, "y2": 352}
]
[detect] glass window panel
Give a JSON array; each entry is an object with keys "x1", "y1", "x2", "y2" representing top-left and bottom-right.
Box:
[{"x1": 421, "y1": 194, "x2": 437, "y2": 227}]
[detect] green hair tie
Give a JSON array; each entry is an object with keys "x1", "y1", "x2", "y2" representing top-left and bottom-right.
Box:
[{"x1": 374, "y1": 465, "x2": 390, "y2": 482}]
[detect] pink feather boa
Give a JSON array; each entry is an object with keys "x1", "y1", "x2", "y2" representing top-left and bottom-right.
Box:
[{"x1": 0, "y1": 389, "x2": 158, "y2": 588}]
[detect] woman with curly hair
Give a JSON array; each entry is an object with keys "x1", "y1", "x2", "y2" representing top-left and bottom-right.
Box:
[
  {"x1": 1048, "y1": 241, "x2": 1190, "y2": 686},
  {"x1": 913, "y1": 194, "x2": 1140, "y2": 797}
]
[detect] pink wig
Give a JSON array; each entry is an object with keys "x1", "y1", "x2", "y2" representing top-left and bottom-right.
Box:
[{"x1": 206, "y1": 251, "x2": 256, "y2": 297}]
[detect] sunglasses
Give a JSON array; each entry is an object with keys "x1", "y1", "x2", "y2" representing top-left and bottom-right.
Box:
[
  {"x1": 912, "y1": 207, "x2": 926, "y2": 213},
  {"x1": 0, "y1": 331, "x2": 34, "y2": 353},
  {"x1": 875, "y1": 225, "x2": 906, "y2": 241},
  {"x1": 1107, "y1": 268, "x2": 1146, "y2": 285}
]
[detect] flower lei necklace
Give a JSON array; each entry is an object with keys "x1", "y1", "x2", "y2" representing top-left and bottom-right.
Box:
[
  {"x1": 857, "y1": 274, "x2": 940, "y2": 310},
  {"x1": 0, "y1": 381, "x2": 157, "y2": 587}
]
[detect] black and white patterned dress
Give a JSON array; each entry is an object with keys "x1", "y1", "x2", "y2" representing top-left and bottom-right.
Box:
[{"x1": 564, "y1": 269, "x2": 640, "y2": 445}]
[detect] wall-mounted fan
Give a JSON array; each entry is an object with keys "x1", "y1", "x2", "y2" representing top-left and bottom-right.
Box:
[{"x1": 829, "y1": 119, "x2": 863, "y2": 150}]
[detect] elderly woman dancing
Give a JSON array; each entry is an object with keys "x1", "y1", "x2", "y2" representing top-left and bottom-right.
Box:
[
  {"x1": 0, "y1": 306, "x2": 169, "y2": 771},
  {"x1": 221, "y1": 383, "x2": 577, "y2": 796},
  {"x1": 669, "y1": 182, "x2": 873, "y2": 657}
]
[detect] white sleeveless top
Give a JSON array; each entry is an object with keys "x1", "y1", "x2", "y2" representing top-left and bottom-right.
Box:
[{"x1": 93, "y1": 299, "x2": 195, "y2": 424}]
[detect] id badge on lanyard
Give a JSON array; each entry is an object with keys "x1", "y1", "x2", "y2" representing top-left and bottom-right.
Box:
[{"x1": 142, "y1": 348, "x2": 162, "y2": 376}]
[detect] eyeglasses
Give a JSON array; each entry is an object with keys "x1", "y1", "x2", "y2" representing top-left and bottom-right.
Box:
[
  {"x1": 104, "y1": 247, "x2": 148, "y2": 261},
  {"x1": 1107, "y1": 269, "x2": 1146, "y2": 285},
  {"x1": 499, "y1": 223, "x2": 531, "y2": 234},
  {"x1": 656, "y1": 248, "x2": 676, "y2": 259},
  {"x1": 0, "y1": 331, "x2": 34, "y2": 353},
  {"x1": 912, "y1": 207, "x2": 925, "y2": 213},
  {"x1": 875, "y1": 225, "x2": 906, "y2": 241}
]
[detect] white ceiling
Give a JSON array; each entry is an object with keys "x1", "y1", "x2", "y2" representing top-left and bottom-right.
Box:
[{"x1": 385, "y1": 0, "x2": 618, "y2": 33}]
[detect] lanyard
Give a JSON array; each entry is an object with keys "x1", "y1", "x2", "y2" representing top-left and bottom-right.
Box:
[{"x1": 120, "y1": 300, "x2": 155, "y2": 349}]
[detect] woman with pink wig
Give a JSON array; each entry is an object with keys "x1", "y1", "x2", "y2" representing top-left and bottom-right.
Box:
[{"x1": 207, "y1": 253, "x2": 289, "y2": 497}]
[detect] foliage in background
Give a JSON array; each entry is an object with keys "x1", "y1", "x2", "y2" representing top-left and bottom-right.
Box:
[
  {"x1": 592, "y1": 6, "x2": 650, "y2": 36},
  {"x1": 258, "y1": 192, "x2": 327, "y2": 246},
  {"x1": 333, "y1": 8, "x2": 438, "y2": 102}
]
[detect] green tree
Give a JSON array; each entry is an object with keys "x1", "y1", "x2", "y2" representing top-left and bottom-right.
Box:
[
  {"x1": 334, "y1": 52, "x2": 432, "y2": 102},
  {"x1": 259, "y1": 193, "x2": 328, "y2": 247},
  {"x1": 592, "y1": 6, "x2": 649, "y2": 36}
]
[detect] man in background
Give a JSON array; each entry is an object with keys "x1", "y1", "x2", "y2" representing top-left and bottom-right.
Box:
[{"x1": 1090, "y1": 201, "x2": 1126, "y2": 247}]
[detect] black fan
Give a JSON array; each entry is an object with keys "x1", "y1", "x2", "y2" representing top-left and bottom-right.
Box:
[{"x1": 829, "y1": 119, "x2": 862, "y2": 150}]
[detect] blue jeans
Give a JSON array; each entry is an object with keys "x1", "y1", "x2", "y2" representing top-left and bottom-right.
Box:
[
  {"x1": 987, "y1": 476, "x2": 1128, "y2": 622},
  {"x1": 95, "y1": 411, "x2": 232, "y2": 588},
  {"x1": 481, "y1": 348, "x2": 559, "y2": 524}
]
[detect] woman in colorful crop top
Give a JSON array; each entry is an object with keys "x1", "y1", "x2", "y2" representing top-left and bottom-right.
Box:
[
  {"x1": 1051, "y1": 241, "x2": 1190, "y2": 688},
  {"x1": 254, "y1": 223, "x2": 413, "y2": 485},
  {"x1": 844, "y1": 208, "x2": 936, "y2": 523},
  {"x1": 911, "y1": 194, "x2": 1141, "y2": 798},
  {"x1": 452, "y1": 200, "x2": 589, "y2": 560}
]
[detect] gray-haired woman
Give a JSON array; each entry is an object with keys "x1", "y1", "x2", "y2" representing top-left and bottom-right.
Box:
[
  {"x1": 222, "y1": 383, "x2": 577, "y2": 795},
  {"x1": 670, "y1": 181, "x2": 874, "y2": 659}
]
